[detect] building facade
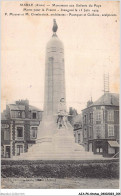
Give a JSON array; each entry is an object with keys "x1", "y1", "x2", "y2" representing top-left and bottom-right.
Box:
[
  {"x1": 73, "y1": 114, "x2": 83, "y2": 145},
  {"x1": 1, "y1": 100, "x2": 43, "y2": 158},
  {"x1": 82, "y1": 93, "x2": 119, "y2": 157}
]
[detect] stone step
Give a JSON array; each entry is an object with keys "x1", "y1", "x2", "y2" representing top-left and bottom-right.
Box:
[
  {"x1": 16, "y1": 155, "x2": 103, "y2": 160},
  {"x1": 16, "y1": 152, "x2": 102, "y2": 160},
  {"x1": 21, "y1": 151, "x2": 95, "y2": 157},
  {"x1": 17, "y1": 149, "x2": 98, "y2": 158}
]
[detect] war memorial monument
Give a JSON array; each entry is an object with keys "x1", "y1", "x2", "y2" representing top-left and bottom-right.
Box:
[{"x1": 15, "y1": 19, "x2": 102, "y2": 160}]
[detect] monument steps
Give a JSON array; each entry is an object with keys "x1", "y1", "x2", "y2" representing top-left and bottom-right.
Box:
[
  {"x1": 13, "y1": 129, "x2": 103, "y2": 160},
  {"x1": 13, "y1": 144, "x2": 102, "y2": 160},
  {"x1": 12, "y1": 129, "x2": 103, "y2": 160}
]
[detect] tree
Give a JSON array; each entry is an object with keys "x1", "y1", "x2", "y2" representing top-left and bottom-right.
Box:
[{"x1": 68, "y1": 107, "x2": 78, "y2": 126}]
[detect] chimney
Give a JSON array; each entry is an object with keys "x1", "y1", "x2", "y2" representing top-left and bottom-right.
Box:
[
  {"x1": 16, "y1": 99, "x2": 29, "y2": 118},
  {"x1": 24, "y1": 99, "x2": 29, "y2": 118},
  {"x1": 87, "y1": 100, "x2": 93, "y2": 107}
]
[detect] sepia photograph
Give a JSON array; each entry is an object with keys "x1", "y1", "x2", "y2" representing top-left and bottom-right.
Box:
[{"x1": 1, "y1": 0, "x2": 120, "y2": 191}]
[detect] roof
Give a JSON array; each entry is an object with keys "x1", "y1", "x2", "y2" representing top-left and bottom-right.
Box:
[
  {"x1": 29, "y1": 105, "x2": 43, "y2": 112},
  {"x1": 8, "y1": 104, "x2": 42, "y2": 112},
  {"x1": 1, "y1": 110, "x2": 7, "y2": 120},
  {"x1": 89, "y1": 93, "x2": 119, "y2": 108},
  {"x1": 8, "y1": 104, "x2": 25, "y2": 111}
]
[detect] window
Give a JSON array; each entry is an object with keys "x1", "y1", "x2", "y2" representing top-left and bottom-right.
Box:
[
  {"x1": 96, "y1": 148, "x2": 99, "y2": 153},
  {"x1": 16, "y1": 145, "x2": 23, "y2": 156},
  {"x1": 22, "y1": 111, "x2": 25, "y2": 118},
  {"x1": 17, "y1": 111, "x2": 22, "y2": 118},
  {"x1": 11, "y1": 111, "x2": 16, "y2": 118},
  {"x1": 100, "y1": 148, "x2": 103, "y2": 153},
  {"x1": 1, "y1": 146, "x2": 4, "y2": 157},
  {"x1": 17, "y1": 127, "x2": 23, "y2": 138},
  {"x1": 32, "y1": 112, "x2": 37, "y2": 119},
  {"x1": 96, "y1": 126, "x2": 101, "y2": 139},
  {"x1": 89, "y1": 127, "x2": 92, "y2": 138},
  {"x1": 108, "y1": 111, "x2": 114, "y2": 121},
  {"x1": 84, "y1": 115, "x2": 87, "y2": 124},
  {"x1": 84, "y1": 128, "x2": 87, "y2": 138},
  {"x1": 30, "y1": 127, "x2": 38, "y2": 138},
  {"x1": 96, "y1": 147, "x2": 103, "y2": 153},
  {"x1": 96, "y1": 111, "x2": 101, "y2": 121},
  {"x1": 15, "y1": 126, "x2": 24, "y2": 140},
  {"x1": 90, "y1": 113, "x2": 93, "y2": 123},
  {"x1": 4, "y1": 130, "x2": 10, "y2": 140},
  {"x1": 74, "y1": 133, "x2": 76, "y2": 142},
  {"x1": 108, "y1": 125, "x2": 114, "y2": 137},
  {"x1": 11, "y1": 111, "x2": 22, "y2": 118},
  {"x1": 78, "y1": 133, "x2": 80, "y2": 143}
]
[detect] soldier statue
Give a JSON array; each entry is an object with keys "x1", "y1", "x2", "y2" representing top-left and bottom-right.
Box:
[{"x1": 57, "y1": 98, "x2": 68, "y2": 129}]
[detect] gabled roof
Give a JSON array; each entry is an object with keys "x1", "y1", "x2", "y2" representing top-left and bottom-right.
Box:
[{"x1": 90, "y1": 93, "x2": 119, "y2": 107}]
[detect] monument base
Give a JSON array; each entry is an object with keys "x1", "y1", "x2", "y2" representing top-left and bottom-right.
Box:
[{"x1": 13, "y1": 119, "x2": 103, "y2": 160}]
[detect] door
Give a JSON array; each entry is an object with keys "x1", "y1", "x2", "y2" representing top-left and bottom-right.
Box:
[
  {"x1": 16, "y1": 145, "x2": 23, "y2": 156},
  {"x1": 5, "y1": 146, "x2": 10, "y2": 158},
  {"x1": 89, "y1": 143, "x2": 92, "y2": 152}
]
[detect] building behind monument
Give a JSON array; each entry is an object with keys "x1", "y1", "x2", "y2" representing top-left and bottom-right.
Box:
[
  {"x1": 1, "y1": 100, "x2": 43, "y2": 158},
  {"x1": 82, "y1": 92, "x2": 119, "y2": 157},
  {"x1": 1, "y1": 93, "x2": 119, "y2": 158}
]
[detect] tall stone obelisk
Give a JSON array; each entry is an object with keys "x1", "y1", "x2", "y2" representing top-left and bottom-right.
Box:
[
  {"x1": 44, "y1": 19, "x2": 65, "y2": 116},
  {"x1": 37, "y1": 19, "x2": 67, "y2": 139}
]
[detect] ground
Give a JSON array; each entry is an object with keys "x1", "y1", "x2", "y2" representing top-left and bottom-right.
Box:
[{"x1": 1, "y1": 177, "x2": 119, "y2": 189}]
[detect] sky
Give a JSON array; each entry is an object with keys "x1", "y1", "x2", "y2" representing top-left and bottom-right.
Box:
[{"x1": 1, "y1": 1, "x2": 120, "y2": 113}]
